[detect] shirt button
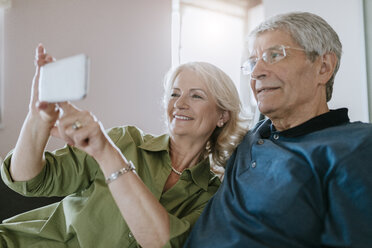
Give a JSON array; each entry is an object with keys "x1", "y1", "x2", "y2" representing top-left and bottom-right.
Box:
[
  {"x1": 257, "y1": 139, "x2": 264, "y2": 145},
  {"x1": 273, "y1": 134, "x2": 279, "y2": 140},
  {"x1": 128, "y1": 232, "x2": 133, "y2": 239},
  {"x1": 251, "y1": 161, "x2": 257, "y2": 168}
]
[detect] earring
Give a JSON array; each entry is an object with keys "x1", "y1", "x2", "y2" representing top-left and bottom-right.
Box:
[{"x1": 219, "y1": 121, "x2": 224, "y2": 127}]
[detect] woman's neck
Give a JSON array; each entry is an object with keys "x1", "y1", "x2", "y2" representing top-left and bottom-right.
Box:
[{"x1": 169, "y1": 136, "x2": 207, "y2": 171}]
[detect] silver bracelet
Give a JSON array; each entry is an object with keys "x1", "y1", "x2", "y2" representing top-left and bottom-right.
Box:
[{"x1": 105, "y1": 161, "x2": 135, "y2": 184}]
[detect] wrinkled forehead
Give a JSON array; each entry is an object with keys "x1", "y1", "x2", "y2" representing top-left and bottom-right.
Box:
[{"x1": 247, "y1": 29, "x2": 298, "y2": 56}]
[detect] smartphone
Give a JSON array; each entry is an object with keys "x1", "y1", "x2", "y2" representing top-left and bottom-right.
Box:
[{"x1": 39, "y1": 54, "x2": 90, "y2": 102}]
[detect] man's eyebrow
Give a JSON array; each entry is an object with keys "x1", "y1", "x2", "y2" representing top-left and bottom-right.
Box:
[
  {"x1": 248, "y1": 45, "x2": 283, "y2": 59},
  {"x1": 249, "y1": 45, "x2": 284, "y2": 57},
  {"x1": 268, "y1": 45, "x2": 283, "y2": 50}
]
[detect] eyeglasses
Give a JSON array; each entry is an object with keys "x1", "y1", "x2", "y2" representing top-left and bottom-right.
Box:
[{"x1": 240, "y1": 45, "x2": 306, "y2": 75}]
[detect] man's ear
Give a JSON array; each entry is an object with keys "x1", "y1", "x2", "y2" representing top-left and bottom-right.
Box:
[{"x1": 318, "y1": 52, "x2": 337, "y2": 85}]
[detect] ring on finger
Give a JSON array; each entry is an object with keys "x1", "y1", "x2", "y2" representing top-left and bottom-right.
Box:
[{"x1": 72, "y1": 120, "x2": 83, "y2": 130}]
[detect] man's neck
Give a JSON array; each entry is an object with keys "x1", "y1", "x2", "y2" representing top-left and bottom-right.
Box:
[{"x1": 270, "y1": 105, "x2": 330, "y2": 131}]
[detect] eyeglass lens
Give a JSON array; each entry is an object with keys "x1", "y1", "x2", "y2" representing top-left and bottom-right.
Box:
[{"x1": 242, "y1": 46, "x2": 287, "y2": 75}]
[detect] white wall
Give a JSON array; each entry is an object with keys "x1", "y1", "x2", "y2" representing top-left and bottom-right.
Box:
[
  {"x1": 365, "y1": 0, "x2": 372, "y2": 122},
  {"x1": 262, "y1": 0, "x2": 369, "y2": 122},
  {"x1": 0, "y1": 0, "x2": 172, "y2": 157}
]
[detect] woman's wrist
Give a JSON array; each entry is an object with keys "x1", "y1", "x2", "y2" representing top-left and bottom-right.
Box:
[
  {"x1": 105, "y1": 160, "x2": 136, "y2": 184},
  {"x1": 94, "y1": 141, "x2": 131, "y2": 178},
  {"x1": 24, "y1": 113, "x2": 54, "y2": 138}
]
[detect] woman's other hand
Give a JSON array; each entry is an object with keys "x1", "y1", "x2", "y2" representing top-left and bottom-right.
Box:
[{"x1": 51, "y1": 102, "x2": 112, "y2": 159}]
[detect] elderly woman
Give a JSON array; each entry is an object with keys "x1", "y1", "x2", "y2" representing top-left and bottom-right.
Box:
[{"x1": 0, "y1": 45, "x2": 247, "y2": 248}]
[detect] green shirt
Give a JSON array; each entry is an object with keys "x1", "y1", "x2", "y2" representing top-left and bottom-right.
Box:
[{"x1": 0, "y1": 126, "x2": 220, "y2": 248}]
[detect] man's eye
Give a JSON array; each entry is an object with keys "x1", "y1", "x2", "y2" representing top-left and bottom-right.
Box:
[
  {"x1": 269, "y1": 51, "x2": 284, "y2": 61},
  {"x1": 272, "y1": 52, "x2": 280, "y2": 57}
]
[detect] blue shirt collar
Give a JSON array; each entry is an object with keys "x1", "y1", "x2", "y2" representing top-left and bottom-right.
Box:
[{"x1": 257, "y1": 108, "x2": 350, "y2": 138}]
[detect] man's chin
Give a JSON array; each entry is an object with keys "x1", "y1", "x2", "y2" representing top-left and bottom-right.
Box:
[{"x1": 257, "y1": 105, "x2": 276, "y2": 117}]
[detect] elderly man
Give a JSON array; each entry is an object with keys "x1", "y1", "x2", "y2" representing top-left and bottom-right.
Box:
[{"x1": 184, "y1": 12, "x2": 372, "y2": 248}]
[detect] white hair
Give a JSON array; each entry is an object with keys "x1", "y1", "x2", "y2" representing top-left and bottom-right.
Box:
[{"x1": 249, "y1": 12, "x2": 342, "y2": 102}]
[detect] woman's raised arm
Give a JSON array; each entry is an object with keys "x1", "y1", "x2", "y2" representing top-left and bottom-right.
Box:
[{"x1": 10, "y1": 44, "x2": 59, "y2": 181}]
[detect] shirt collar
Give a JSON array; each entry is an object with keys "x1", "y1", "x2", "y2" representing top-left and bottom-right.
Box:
[
  {"x1": 139, "y1": 134, "x2": 212, "y2": 191},
  {"x1": 258, "y1": 108, "x2": 350, "y2": 138},
  {"x1": 138, "y1": 134, "x2": 170, "y2": 152},
  {"x1": 184, "y1": 158, "x2": 211, "y2": 191}
]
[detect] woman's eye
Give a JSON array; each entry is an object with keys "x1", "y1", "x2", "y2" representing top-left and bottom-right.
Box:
[
  {"x1": 192, "y1": 94, "x2": 203, "y2": 99},
  {"x1": 171, "y1": 93, "x2": 179, "y2": 97}
]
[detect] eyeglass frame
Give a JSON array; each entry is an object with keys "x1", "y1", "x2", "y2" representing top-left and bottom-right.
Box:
[{"x1": 240, "y1": 45, "x2": 307, "y2": 75}]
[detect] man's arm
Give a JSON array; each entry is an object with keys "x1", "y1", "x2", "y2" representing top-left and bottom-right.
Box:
[{"x1": 322, "y1": 144, "x2": 372, "y2": 247}]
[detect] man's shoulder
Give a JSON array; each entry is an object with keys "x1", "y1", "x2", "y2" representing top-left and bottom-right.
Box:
[
  {"x1": 325, "y1": 121, "x2": 372, "y2": 137},
  {"x1": 336, "y1": 121, "x2": 372, "y2": 144},
  {"x1": 347, "y1": 120, "x2": 372, "y2": 128}
]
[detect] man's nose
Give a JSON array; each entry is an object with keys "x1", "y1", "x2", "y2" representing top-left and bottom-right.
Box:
[{"x1": 251, "y1": 58, "x2": 268, "y2": 80}]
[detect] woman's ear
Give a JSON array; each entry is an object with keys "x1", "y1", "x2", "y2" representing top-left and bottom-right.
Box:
[
  {"x1": 217, "y1": 111, "x2": 230, "y2": 127},
  {"x1": 318, "y1": 52, "x2": 337, "y2": 85},
  {"x1": 222, "y1": 110, "x2": 230, "y2": 123}
]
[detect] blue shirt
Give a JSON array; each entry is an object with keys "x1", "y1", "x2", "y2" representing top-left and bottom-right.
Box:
[{"x1": 184, "y1": 109, "x2": 372, "y2": 248}]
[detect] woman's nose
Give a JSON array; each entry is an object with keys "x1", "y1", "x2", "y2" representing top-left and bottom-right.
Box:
[{"x1": 174, "y1": 94, "x2": 189, "y2": 109}]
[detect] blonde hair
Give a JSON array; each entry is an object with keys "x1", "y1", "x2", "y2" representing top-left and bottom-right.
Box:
[{"x1": 163, "y1": 62, "x2": 248, "y2": 167}]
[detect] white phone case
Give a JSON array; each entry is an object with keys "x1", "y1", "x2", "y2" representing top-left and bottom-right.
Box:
[{"x1": 39, "y1": 54, "x2": 89, "y2": 102}]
